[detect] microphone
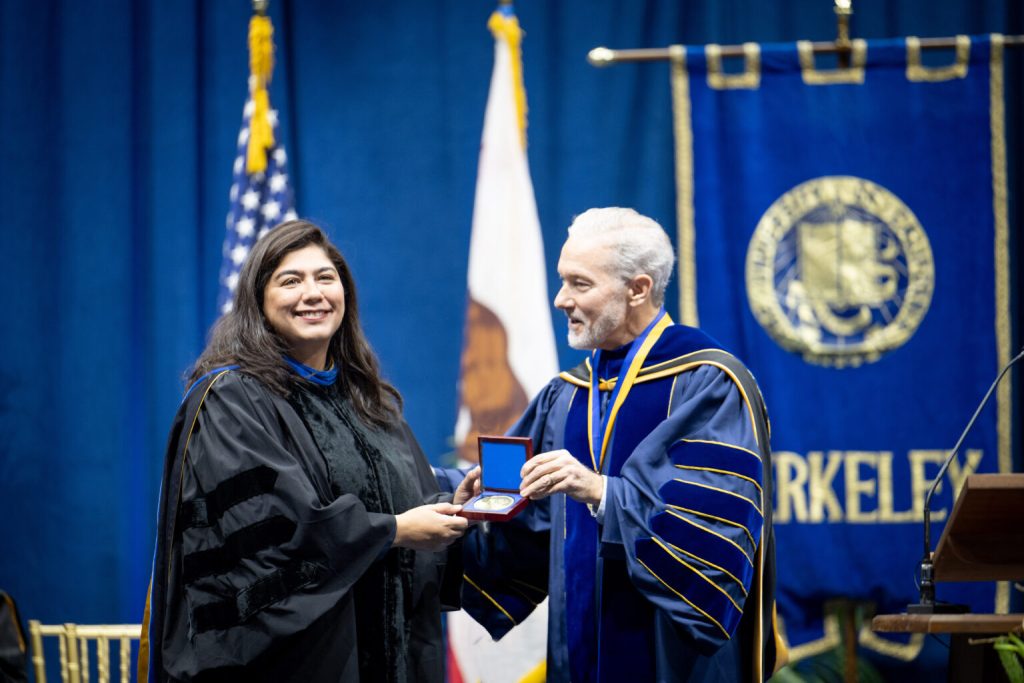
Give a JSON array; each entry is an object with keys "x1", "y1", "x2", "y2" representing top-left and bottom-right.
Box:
[{"x1": 907, "y1": 346, "x2": 1024, "y2": 614}]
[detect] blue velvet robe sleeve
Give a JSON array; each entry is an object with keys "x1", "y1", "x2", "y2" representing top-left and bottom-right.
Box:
[
  {"x1": 446, "y1": 377, "x2": 575, "y2": 639},
  {"x1": 602, "y1": 364, "x2": 764, "y2": 653}
]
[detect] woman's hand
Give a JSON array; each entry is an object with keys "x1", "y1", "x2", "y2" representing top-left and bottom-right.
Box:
[
  {"x1": 452, "y1": 466, "x2": 482, "y2": 507},
  {"x1": 393, "y1": 503, "x2": 469, "y2": 552}
]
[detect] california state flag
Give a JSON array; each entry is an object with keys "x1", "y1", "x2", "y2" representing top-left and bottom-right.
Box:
[{"x1": 447, "y1": 5, "x2": 556, "y2": 683}]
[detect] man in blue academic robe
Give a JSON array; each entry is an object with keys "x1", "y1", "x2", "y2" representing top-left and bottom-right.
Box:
[{"x1": 443, "y1": 207, "x2": 786, "y2": 683}]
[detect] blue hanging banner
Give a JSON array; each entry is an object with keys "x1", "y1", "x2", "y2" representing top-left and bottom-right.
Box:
[{"x1": 671, "y1": 35, "x2": 1013, "y2": 662}]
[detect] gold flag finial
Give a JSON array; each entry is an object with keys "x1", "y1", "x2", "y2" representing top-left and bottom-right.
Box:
[{"x1": 588, "y1": 47, "x2": 615, "y2": 67}]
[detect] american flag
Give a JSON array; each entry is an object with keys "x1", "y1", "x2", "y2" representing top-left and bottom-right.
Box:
[{"x1": 217, "y1": 97, "x2": 297, "y2": 314}]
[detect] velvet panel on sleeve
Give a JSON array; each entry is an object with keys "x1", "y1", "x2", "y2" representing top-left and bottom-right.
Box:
[
  {"x1": 601, "y1": 364, "x2": 764, "y2": 654},
  {"x1": 454, "y1": 376, "x2": 572, "y2": 640}
]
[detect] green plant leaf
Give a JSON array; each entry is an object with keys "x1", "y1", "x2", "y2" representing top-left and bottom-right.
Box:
[{"x1": 995, "y1": 636, "x2": 1024, "y2": 683}]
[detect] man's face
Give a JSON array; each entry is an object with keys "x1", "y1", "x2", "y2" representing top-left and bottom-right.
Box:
[{"x1": 553, "y1": 235, "x2": 631, "y2": 350}]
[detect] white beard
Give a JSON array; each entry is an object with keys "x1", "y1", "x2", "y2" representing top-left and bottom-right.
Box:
[{"x1": 566, "y1": 303, "x2": 627, "y2": 350}]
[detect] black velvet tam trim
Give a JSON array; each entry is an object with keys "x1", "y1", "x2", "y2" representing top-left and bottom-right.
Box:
[
  {"x1": 179, "y1": 466, "x2": 278, "y2": 530},
  {"x1": 183, "y1": 515, "x2": 296, "y2": 583},
  {"x1": 191, "y1": 561, "x2": 324, "y2": 634}
]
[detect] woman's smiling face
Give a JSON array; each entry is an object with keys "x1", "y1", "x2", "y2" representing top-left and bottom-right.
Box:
[{"x1": 262, "y1": 244, "x2": 345, "y2": 368}]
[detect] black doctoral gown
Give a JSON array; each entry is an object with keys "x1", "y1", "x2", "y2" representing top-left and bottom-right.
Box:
[{"x1": 140, "y1": 369, "x2": 460, "y2": 683}]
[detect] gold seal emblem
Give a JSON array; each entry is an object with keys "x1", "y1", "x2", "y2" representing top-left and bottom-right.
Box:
[
  {"x1": 746, "y1": 176, "x2": 934, "y2": 368},
  {"x1": 473, "y1": 495, "x2": 515, "y2": 511}
]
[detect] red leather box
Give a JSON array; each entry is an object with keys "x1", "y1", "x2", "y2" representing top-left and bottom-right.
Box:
[{"x1": 458, "y1": 436, "x2": 534, "y2": 522}]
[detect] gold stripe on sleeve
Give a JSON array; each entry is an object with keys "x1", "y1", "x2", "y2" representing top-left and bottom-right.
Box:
[
  {"x1": 463, "y1": 575, "x2": 518, "y2": 626},
  {"x1": 651, "y1": 537, "x2": 742, "y2": 612},
  {"x1": 665, "y1": 541, "x2": 748, "y2": 596},
  {"x1": 674, "y1": 464, "x2": 763, "y2": 498},
  {"x1": 638, "y1": 558, "x2": 729, "y2": 639},
  {"x1": 666, "y1": 508, "x2": 753, "y2": 566},
  {"x1": 678, "y1": 437, "x2": 762, "y2": 462},
  {"x1": 672, "y1": 478, "x2": 763, "y2": 516},
  {"x1": 667, "y1": 504, "x2": 757, "y2": 549}
]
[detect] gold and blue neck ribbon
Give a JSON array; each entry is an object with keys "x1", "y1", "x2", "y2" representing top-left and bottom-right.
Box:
[{"x1": 588, "y1": 309, "x2": 672, "y2": 472}]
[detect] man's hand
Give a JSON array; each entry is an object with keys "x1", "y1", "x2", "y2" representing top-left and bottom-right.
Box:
[
  {"x1": 393, "y1": 503, "x2": 469, "y2": 552},
  {"x1": 520, "y1": 449, "x2": 603, "y2": 505},
  {"x1": 452, "y1": 466, "x2": 482, "y2": 507}
]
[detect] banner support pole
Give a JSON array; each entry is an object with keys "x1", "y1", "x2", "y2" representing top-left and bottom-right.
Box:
[{"x1": 588, "y1": 35, "x2": 1024, "y2": 67}]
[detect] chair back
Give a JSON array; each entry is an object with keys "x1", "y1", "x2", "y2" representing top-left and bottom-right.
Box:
[{"x1": 27, "y1": 622, "x2": 141, "y2": 683}]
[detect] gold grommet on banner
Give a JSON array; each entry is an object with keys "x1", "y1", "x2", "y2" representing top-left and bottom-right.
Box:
[
  {"x1": 907, "y1": 35, "x2": 970, "y2": 82},
  {"x1": 798, "y1": 39, "x2": 866, "y2": 85},
  {"x1": 706, "y1": 43, "x2": 761, "y2": 90}
]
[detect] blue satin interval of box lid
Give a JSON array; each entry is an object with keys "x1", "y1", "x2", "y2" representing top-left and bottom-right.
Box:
[{"x1": 481, "y1": 441, "x2": 529, "y2": 491}]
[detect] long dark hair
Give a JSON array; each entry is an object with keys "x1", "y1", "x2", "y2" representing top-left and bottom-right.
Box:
[{"x1": 190, "y1": 220, "x2": 402, "y2": 426}]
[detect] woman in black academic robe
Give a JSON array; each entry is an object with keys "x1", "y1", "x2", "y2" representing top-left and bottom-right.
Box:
[{"x1": 140, "y1": 220, "x2": 473, "y2": 683}]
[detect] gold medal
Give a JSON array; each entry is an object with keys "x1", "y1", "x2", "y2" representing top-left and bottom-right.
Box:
[{"x1": 473, "y1": 495, "x2": 514, "y2": 511}]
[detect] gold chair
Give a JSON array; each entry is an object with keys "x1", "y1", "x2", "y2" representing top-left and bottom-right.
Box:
[{"x1": 27, "y1": 621, "x2": 141, "y2": 683}]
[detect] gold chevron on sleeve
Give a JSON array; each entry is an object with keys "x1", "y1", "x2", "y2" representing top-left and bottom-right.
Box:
[
  {"x1": 651, "y1": 537, "x2": 742, "y2": 612},
  {"x1": 666, "y1": 508, "x2": 753, "y2": 566},
  {"x1": 637, "y1": 558, "x2": 730, "y2": 639},
  {"x1": 678, "y1": 437, "x2": 762, "y2": 462},
  {"x1": 674, "y1": 464, "x2": 764, "y2": 499},
  {"x1": 667, "y1": 504, "x2": 757, "y2": 549},
  {"x1": 672, "y1": 478, "x2": 762, "y2": 516},
  {"x1": 664, "y1": 540, "x2": 748, "y2": 596}
]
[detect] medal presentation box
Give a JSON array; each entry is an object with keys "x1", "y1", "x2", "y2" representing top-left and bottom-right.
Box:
[{"x1": 459, "y1": 436, "x2": 533, "y2": 522}]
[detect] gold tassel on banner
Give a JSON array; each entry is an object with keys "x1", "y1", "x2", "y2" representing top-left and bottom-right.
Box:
[{"x1": 246, "y1": 13, "x2": 276, "y2": 174}]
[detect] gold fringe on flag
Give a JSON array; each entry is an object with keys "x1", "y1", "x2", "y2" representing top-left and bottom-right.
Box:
[{"x1": 247, "y1": 14, "x2": 276, "y2": 174}]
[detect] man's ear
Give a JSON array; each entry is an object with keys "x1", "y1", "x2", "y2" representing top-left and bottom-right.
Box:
[{"x1": 627, "y1": 274, "x2": 654, "y2": 307}]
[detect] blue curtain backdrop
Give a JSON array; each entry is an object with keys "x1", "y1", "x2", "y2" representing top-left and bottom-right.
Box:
[{"x1": 0, "y1": 0, "x2": 1019, "y2": 650}]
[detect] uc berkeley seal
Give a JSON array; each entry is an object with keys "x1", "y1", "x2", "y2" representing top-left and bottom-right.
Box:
[{"x1": 745, "y1": 176, "x2": 934, "y2": 368}]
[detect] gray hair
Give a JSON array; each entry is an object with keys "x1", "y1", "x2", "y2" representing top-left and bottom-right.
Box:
[{"x1": 566, "y1": 207, "x2": 675, "y2": 306}]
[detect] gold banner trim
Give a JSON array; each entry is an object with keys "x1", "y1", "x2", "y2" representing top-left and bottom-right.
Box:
[
  {"x1": 669, "y1": 45, "x2": 699, "y2": 326},
  {"x1": 798, "y1": 39, "x2": 866, "y2": 85},
  {"x1": 706, "y1": 42, "x2": 761, "y2": 90},
  {"x1": 991, "y1": 33, "x2": 1011, "y2": 615},
  {"x1": 907, "y1": 35, "x2": 970, "y2": 82}
]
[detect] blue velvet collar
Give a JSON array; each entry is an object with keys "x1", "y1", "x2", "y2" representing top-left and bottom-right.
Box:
[{"x1": 284, "y1": 356, "x2": 338, "y2": 386}]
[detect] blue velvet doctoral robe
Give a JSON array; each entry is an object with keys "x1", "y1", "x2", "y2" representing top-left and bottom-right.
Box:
[{"x1": 450, "y1": 324, "x2": 782, "y2": 683}]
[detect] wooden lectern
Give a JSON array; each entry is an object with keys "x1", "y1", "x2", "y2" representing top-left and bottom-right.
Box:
[
  {"x1": 872, "y1": 474, "x2": 1024, "y2": 681},
  {"x1": 932, "y1": 474, "x2": 1024, "y2": 581}
]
